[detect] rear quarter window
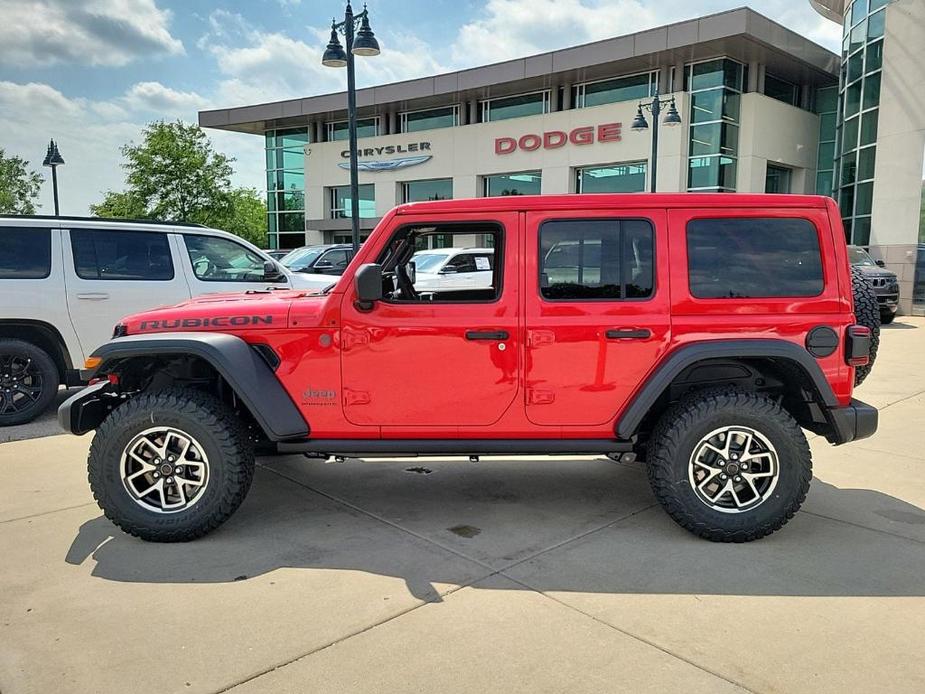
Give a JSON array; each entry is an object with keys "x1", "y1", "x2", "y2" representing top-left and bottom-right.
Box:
[
  {"x1": 0, "y1": 227, "x2": 51, "y2": 279},
  {"x1": 686, "y1": 217, "x2": 823, "y2": 299}
]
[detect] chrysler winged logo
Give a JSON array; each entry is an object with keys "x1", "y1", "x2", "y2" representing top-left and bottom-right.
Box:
[{"x1": 338, "y1": 155, "x2": 432, "y2": 172}]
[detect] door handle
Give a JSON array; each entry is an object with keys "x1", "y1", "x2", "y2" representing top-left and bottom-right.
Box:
[
  {"x1": 466, "y1": 330, "x2": 509, "y2": 341},
  {"x1": 76, "y1": 292, "x2": 110, "y2": 301},
  {"x1": 605, "y1": 328, "x2": 651, "y2": 340}
]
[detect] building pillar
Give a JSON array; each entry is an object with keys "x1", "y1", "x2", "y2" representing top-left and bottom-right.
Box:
[
  {"x1": 549, "y1": 86, "x2": 560, "y2": 112},
  {"x1": 387, "y1": 111, "x2": 397, "y2": 135},
  {"x1": 747, "y1": 61, "x2": 759, "y2": 93},
  {"x1": 453, "y1": 174, "x2": 479, "y2": 199},
  {"x1": 561, "y1": 84, "x2": 572, "y2": 110},
  {"x1": 658, "y1": 66, "x2": 671, "y2": 94},
  {"x1": 756, "y1": 64, "x2": 766, "y2": 94},
  {"x1": 468, "y1": 100, "x2": 478, "y2": 125}
]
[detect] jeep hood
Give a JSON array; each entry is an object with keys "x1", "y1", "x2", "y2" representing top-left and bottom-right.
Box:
[{"x1": 119, "y1": 290, "x2": 329, "y2": 335}]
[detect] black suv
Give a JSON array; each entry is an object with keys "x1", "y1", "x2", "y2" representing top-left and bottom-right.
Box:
[
  {"x1": 280, "y1": 244, "x2": 355, "y2": 275},
  {"x1": 848, "y1": 245, "x2": 900, "y2": 324}
]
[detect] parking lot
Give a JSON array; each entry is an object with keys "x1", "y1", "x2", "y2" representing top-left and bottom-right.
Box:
[{"x1": 0, "y1": 318, "x2": 923, "y2": 694}]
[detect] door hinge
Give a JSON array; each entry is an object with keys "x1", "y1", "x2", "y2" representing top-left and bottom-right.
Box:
[
  {"x1": 527, "y1": 389, "x2": 555, "y2": 405},
  {"x1": 527, "y1": 330, "x2": 556, "y2": 348}
]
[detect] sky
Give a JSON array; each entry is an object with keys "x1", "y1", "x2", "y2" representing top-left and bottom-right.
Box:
[{"x1": 0, "y1": 0, "x2": 843, "y2": 214}]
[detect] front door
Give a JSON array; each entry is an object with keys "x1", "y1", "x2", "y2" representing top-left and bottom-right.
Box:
[
  {"x1": 524, "y1": 209, "x2": 671, "y2": 427},
  {"x1": 340, "y1": 213, "x2": 520, "y2": 427}
]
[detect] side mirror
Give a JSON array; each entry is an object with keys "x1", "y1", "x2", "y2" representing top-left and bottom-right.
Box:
[
  {"x1": 440, "y1": 265, "x2": 458, "y2": 274},
  {"x1": 314, "y1": 260, "x2": 333, "y2": 269},
  {"x1": 354, "y1": 263, "x2": 382, "y2": 309},
  {"x1": 875, "y1": 259, "x2": 886, "y2": 268},
  {"x1": 263, "y1": 260, "x2": 284, "y2": 282}
]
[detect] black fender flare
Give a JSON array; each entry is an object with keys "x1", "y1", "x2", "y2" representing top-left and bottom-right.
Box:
[
  {"x1": 87, "y1": 332, "x2": 308, "y2": 441},
  {"x1": 615, "y1": 339, "x2": 838, "y2": 439}
]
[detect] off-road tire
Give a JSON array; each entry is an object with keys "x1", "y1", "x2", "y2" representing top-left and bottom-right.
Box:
[
  {"x1": 88, "y1": 387, "x2": 255, "y2": 542},
  {"x1": 0, "y1": 338, "x2": 59, "y2": 427},
  {"x1": 647, "y1": 389, "x2": 812, "y2": 543},
  {"x1": 880, "y1": 311, "x2": 896, "y2": 325},
  {"x1": 851, "y1": 265, "x2": 880, "y2": 386}
]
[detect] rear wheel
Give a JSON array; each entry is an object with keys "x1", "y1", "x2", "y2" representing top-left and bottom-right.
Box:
[
  {"x1": 88, "y1": 387, "x2": 255, "y2": 542},
  {"x1": 0, "y1": 339, "x2": 59, "y2": 427},
  {"x1": 647, "y1": 390, "x2": 811, "y2": 542},
  {"x1": 851, "y1": 265, "x2": 880, "y2": 386}
]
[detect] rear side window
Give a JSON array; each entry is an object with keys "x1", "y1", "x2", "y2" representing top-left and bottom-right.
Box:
[
  {"x1": 687, "y1": 218, "x2": 823, "y2": 299},
  {"x1": 72, "y1": 229, "x2": 174, "y2": 281},
  {"x1": 0, "y1": 227, "x2": 51, "y2": 279},
  {"x1": 539, "y1": 219, "x2": 654, "y2": 300}
]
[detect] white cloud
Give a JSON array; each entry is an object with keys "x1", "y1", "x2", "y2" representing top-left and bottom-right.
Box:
[
  {"x1": 0, "y1": 80, "x2": 263, "y2": 215},
  {"x1": 0, "y1": 0, "x2": 184, "y2": 67}
]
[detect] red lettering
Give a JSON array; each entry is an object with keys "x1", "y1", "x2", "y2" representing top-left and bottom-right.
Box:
[
  {"x1": 495, "y1": 137, "x2": 516, "y2": 155},
  {"x1": 543, "y1": 131, "x2": 567, "y2": 149},
  {"x1": 569, "y1": 126, "x2": 594, "y2": 145},
  {"x1": 519, "y1": 134, "x2": 542, "y2": 151},
  {"x1": 597, "y1": 122, "x2": 622, "y2": 143}
]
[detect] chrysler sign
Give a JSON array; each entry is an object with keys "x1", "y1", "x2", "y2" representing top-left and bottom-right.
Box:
[
  {"x1": 495, "y1": 123, "x2": 622, "y2": 155},
  {"x1": 338, "y1": 141, "x2": 433, "y2": 172}
]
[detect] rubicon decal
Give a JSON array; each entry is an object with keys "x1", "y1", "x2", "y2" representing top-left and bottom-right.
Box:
[
  {"x1": 138, "y1": 316, "x2": 274, "y2": 330},
  {"x1": 495, "y1": 123, "x2": 621, "y2": 155}
]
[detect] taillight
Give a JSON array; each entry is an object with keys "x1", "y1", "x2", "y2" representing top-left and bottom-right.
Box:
[{"x1": 846, "y1": 325, "x2": 871, "y2": 367}]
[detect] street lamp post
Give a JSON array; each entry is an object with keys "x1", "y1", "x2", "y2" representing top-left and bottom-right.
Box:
[
  {"x1": 42, "y1": 139, "x2": 65, "y2": 216},
  {"x1": 630, "y1": 93, "x2": 682, "y2": 193},
  {"x1": 322, "y1": 2, "x2": 380, "y2": 253}
]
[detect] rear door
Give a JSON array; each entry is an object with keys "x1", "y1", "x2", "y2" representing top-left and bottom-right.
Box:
[
  {"x1": 524, "y1": 208, "x2": 671, "y2": 426},
  {"x1": 63, "y1": 227, "x2": 191, "y2": 356}
]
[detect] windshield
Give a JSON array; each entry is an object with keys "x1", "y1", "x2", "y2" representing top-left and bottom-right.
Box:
[
  {"x1": 848, "y1": 246, "x2": 877, "y2": 266},
  {"x1": 412, "y1": 253, "x2": 450, "y2": 273},
  {"x1": 281, "y1": 247, "x2": 325, "y2": 270}
]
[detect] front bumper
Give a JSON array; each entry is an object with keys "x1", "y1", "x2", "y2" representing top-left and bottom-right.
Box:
[
  {"x1": 827, "y1": 398, "x2": 878, "y2": 445},
  {"x1": 58, "y1": 381, "x2": 120, "y2": 435}
]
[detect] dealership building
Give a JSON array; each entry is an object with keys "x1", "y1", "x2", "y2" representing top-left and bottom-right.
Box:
[{"x1": 199, "y1": 3, "x2": 925, "y2": 313}]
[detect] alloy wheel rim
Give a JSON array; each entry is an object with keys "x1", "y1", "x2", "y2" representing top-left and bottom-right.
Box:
[
  {"x1": 120, "y1": 427, "x2": 210, "y2": 514},
  {"x1": 0, "y1": 353, "x2": 44, "y2": 416},
  {"x1": 688, "y1": 425, "x2": 780, "y2": 514}
]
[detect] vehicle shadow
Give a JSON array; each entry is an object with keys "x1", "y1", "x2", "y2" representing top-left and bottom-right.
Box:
[
  {"x1": 882, "y1": 319, "x2": 918, "y2": 330},
  {"x1": 65, "y1": 459, "x2": 925, "y2": 599}
]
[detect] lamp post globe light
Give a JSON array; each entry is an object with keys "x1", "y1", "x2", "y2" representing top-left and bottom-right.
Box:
[
  {"x1": 630, "y1": 93, "x2": 681, "y2": 193},
  {"x1": 42, "y1": 139, "x2": 65, "y2": 216},
  {"x1": 322, "y1": 2, "x2": 380, "y2": 253}
]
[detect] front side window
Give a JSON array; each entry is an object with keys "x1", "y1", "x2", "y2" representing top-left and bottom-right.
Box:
[
  {"x1": 183, "y1": 234, "x2": 267, "y2": 282},
  {"x1": 72, "y1": 229, "x2": 173, "y2": 281},
  {"x1": 0, "y1": 227, "x2": 51, "y2": 279},
  {"x1": 686, "y1": 218, "x2": 824, "y2": 298},
  {"x1": 539, "y1": 219, "x2": 654, "y2": 301},
  {"x1": 330, "y1": 184, "x2": 376, "y2": 219},
  {"x1": 317, "y1": 249, "x2": 350, "y2": 269},
  {"x1": 378, "y1": 223, "x2": 503, "y2": 303}
]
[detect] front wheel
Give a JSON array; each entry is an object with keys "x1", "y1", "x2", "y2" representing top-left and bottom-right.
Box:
[
  {"x1": 880, "y1": 311, "x2": 896, "y2": 325},
  {"x1": 647, "y1": 390, "x2": 811, "y2": 542},
  {"x1": 88, "y1": 387, "x2": 255, "y2": 542}
]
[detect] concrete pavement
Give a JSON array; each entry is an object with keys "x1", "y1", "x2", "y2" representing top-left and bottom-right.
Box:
[{"x1": 1, "y1": 318, "x2": 925, "y2": 693}]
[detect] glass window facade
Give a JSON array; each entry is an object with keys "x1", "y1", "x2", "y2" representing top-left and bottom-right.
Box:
[
  {"x1": 329, "y1": 184, "x2": 376, "y2": 219},
  {"x1": 814, "y1": 86, "x2": 839, "y2": 197},
  {"x1": 572, "y1": 72, "x2": 656, "y2": 108},
  {"x1": 265, "y1": 128, "x2": 308, "y2": 249},
  {"x1": 402, "y1": 178, "x2": 453, "y2": 202},
  {"x1": 327, "y1": 118, "x2": 379, "y2": 141},
  {"x1": 764, "y1": 73, "x2": 799, "y2": 106},
  {"x1": 837, "y1": 0, "x2": 884, "y2": 245},
  {"x1": 480, "y1": 92, "x2": 549, "y2": 122},
  {"x1": 686, "y1": 58, "x2": 743, "y2": 192},
  {"x1": 483, "y1": 171, "x2": 542, "y2": 196},
  {"x1": 765, "y1": 164, "x2": 792, "y2": 193},
  {"x1": 400, "y1": 106, "x2": 458, "y2": 133},
  {"x1": 575, "y1": 163, "x2": 647, "y2": 193}
]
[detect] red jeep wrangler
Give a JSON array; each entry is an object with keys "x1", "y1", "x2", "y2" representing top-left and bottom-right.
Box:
[{"x1": 60, "y1": 194, "x2": 878, "y2": 543}]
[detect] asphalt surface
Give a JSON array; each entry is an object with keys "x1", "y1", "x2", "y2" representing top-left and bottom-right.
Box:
[{"x1": 2, "y1": 317, "x2": 925, "y2": 693}]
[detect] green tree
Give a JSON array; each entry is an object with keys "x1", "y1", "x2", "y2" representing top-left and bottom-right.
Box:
[
  {"x1": 200, "y1": 188, "x2": 268, "y2": 248},
  {"x1": 93, "y1": 120, "x2": 268, "y2": 246},
  {"x1": 0, "y1": 148, "x2": 44, "y2": 214},
  {"x1": 89, "y1": 190, "x2": 148, "y2": 219}
]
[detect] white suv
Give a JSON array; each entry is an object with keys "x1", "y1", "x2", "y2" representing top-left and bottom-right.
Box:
[{"x1": 0, "y1": 215, "x2": 331, "y2": 426}]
